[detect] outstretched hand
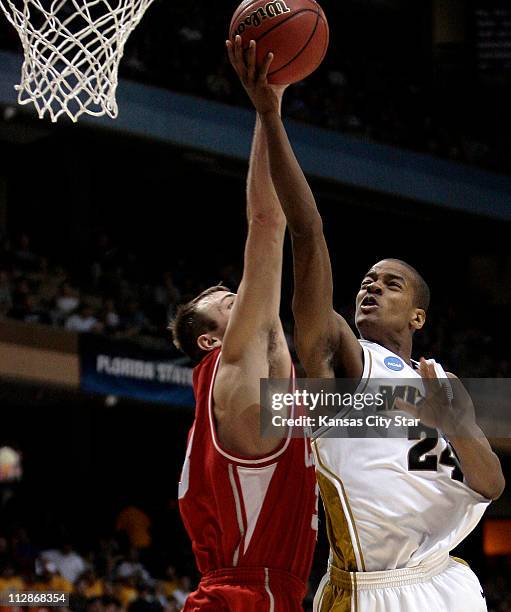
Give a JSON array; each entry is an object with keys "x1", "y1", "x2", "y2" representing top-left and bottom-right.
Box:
[
  {"x1": 395, "y1": 358, "x2": 476, "y2": 437},
  {"x1": 226, "y1": 35, "x2": 285, "y2": 115}
]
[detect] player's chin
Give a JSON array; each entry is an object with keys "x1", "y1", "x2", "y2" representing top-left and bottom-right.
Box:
[
  {"x1": 356, "y1": 310, "x2": 379, "y2": 327},
  {"x1": 356, "y1": 314, "x2": 383, "y2": 337}
]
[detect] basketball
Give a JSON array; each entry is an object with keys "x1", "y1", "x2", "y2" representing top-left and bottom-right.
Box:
[{"x1": 229, "y1": 0, "x2": 329, "y2": 85}]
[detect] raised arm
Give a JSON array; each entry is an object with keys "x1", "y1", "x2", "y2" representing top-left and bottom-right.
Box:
[
  {"x1": 231, "y1": 37, "x2": 362, "y2": 379},
  {"x1": 260, "y1": 111, "x2": 362, "y2": 378},
  {"x1": 219, "y1": 111, "x2": 287, "y2": 361},
  {"x1": 212, "y1": 39, "x2": 290, "y2": 457},
  {"x1": 219, "y1": 40, "x2": 287, "y2": 363}
]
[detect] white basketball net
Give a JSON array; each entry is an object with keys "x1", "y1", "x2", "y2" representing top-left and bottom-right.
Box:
[{"x1": 0, "y1": 0, "x2": 154, "y2": 121}]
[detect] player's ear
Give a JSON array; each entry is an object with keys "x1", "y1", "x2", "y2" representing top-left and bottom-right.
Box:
[
  {"x1": 411, "y1": 308, "x2": 426, "y2": 331},
  {"x1": 197, "y1": 333, "x2": 221, "y2": 352}
]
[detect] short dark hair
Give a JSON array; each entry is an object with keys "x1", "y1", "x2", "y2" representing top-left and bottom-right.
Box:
[
  {"x1": 385, "y1": 259, "x2": 430, "y2": 311},
  {"x1": 169, "y1": 285, "x2": 230, "y2": 363}
]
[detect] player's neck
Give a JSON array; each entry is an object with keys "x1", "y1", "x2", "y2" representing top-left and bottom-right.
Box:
[{"x1": 365, "y1": 333, "x2": 413, "y2": 365}]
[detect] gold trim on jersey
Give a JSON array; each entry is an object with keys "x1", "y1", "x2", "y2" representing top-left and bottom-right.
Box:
[
  {"x1": 354, "y1": 573, "x2": 358, "y2": 612},
  {"x1": 316, "y1": 579, "x2": 354, "y2": 612},
  {"x1": 313, "y1": 444, "x2": 366, "y2": 572},
  {"x1": 313, "y1": 340, "x2": 371, "y2": 612},
  {"x1": 316, "y1": 471, "x2": 358, "y2": 572},
  {"x1": 319, "y1": 342, "x2": 370, "y2": 570},
  {"x1": 451, "y1": 556, "x2": 470, "y2": 568}
]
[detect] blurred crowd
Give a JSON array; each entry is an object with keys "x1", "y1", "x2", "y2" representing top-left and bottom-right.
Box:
[
  {"x1": 0, "y1": 510, "x2": 192, "y2": 612},
  {"x1": 1, "y1": 2, "x2": 510, "y2": 173},
  {"x1": 0, "y1": 512, "x2": 510, "y2": 611},
  {"x1": 0, "y1": 478, "x2": 509, "y2": 612},
  {"x1": 0, "y1": 231, "x2": 191, "y2": 352},
  {"x1": 0, "y1": 230, "x2": 510, "y2": 379}
]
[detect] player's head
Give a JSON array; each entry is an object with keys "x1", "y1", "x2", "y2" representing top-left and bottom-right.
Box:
[
  {"x1": 169, "y1": 285, "x2": 235, "y2": 363},
  {"x1": 355, "y1": 259, "x2": 430, "y2": 342}
]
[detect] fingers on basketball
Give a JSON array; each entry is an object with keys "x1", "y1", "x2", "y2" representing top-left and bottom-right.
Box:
[
  {"x1": 246, "y1": 40, "x2": 257, "y2": 82},
  {"x1": 229, "y1": 35, "x2": 244, "y2": 78},
  {"x1": 258, "y1": 51, "x2": 274, "y2": 83},
  {"x1": 225, "y1": 40, "x2": 235, "y2": 65}
]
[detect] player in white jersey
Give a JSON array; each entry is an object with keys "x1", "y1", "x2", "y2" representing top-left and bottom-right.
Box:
[
  {"x1": 231, "y1": 41, "x2": 506, "y2": 611},
  {"x1": 313, "y1": 339, "x2": 497, "y2": 611}
]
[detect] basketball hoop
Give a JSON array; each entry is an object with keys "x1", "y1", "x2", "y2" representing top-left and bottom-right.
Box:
[{"x1": 0, "y1": 0, "x2": 155, "y2": 122}]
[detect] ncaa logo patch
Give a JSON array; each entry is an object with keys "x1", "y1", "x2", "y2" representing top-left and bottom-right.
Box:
[{"x1": 384, "y1": 356, "x2": 404, "y2": 371}]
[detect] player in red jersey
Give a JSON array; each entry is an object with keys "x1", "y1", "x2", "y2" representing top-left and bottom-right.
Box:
[{"x1": 169, "y1": 39, "x2": 318, "y2": 611}]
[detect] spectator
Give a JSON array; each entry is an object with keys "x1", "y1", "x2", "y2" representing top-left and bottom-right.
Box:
[
  {"x1": 52, "y1": 282, "x2": 80, "y2": 325},
  {"x1": 115, "y1": 507, "x2": 152, "y2": 551},
  {"x1": 79, "y1": 569, "x2": 104, "y2": 598},
  {"x1": 65, "y1": 303, "x2": 103, "y2": 333},
  {"x1": 154, "y1": 581, "x2": 178, "y2": 611},
  {"x1": 10, "y1": 278, "x2": 30, "y2": 309},
  {"x1": 118, "y1": 299, "x2": 149, "y2": 337},
  {"x1": 153, "y1": 272, "x2": 180, "y2": 313},
  {"x1": 0, "y1": 562, "x2": 24, "y2": 593},
  {"x1": 93, "y1": 536, "x2": 120, "y2": 579},
  {"x1": 170, "y1": 575, "x2": 191, "y2": 609},
  {"x1": 115, "y1": 548, "x2": 150, "y2": 583},
  {"x1": 37, "y1": 261, "x2": 67, "y2": 307},
  {"x1": 8, "y1": 294, "x2": 51, "y2": 325},
  {"x1": 160, "y1": 565, "x2": 178, "y2": 599},
  {"x1": 100, "y1": 298, "x2": 120, "y2": 334},
  {"x1": 114, "y1": 574, "x2": 139, "y2": 608},
  {"x1": 41, "y1": 542, "x2": 87, "y2": 584},
  {"x1": 86, "y1": 595, "x2": 122, "y2": 612},
  {"x1": 33, "y1": 559, "x2": 73, "y2": 593},
  {"x1": 128, "y1": 582, "x2": 163, "y2": 612},
  {"x1": 69, "y1": 575, "x2": 89, "y2": 612}
]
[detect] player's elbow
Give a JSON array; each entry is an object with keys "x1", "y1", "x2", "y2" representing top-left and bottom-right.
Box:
[
  {"x1": 486, "y1": 472, "x2": 506, "y2": 500},
  {"x1": 480, "y1": 480, "x2": 505, "y2": 501},
  {"x1": 487, "y1": 454, "x2": 506, "y2": 499},
  {"x1": 472, "y1": 464, "x2": 506, "y2": 500},
  {"x1": 249, "y1": 211, "x2": 285, "y2": 231}
]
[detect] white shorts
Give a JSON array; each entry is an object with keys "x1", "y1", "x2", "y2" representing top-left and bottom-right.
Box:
[{"x1": 313, "y1": 554, "x2": 487, "y2": 612}]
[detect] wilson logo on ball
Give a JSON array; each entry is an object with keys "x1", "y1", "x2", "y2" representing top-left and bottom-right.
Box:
[
  {"x1": 233, "y1": 0, "x2": 291, "y2": 35},
  {"x1": 229, "y1": 0, "x2": 329, "y2": 85}
]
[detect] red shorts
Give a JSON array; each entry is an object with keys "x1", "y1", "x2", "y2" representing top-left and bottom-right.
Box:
[{"x1": 183, "y1": 566, "x2": 307, "y2": 611}]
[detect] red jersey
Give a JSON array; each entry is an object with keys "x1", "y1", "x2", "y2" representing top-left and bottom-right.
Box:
[{"x1": 179, "y1": 348, "x2": 317, "y2": 600}]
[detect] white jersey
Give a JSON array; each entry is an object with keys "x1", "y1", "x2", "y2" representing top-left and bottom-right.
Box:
[{"x1": 312, "y1": 339, "x2": 490, "y2": 572}]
